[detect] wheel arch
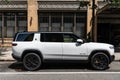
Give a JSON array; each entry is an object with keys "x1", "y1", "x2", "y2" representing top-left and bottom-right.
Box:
[
  {"x1": 22, "y1": 49, "x2": 43, "y2": 61},
  {"x1": 88, "y1": 50, "x2": 111, "y2": 63}
]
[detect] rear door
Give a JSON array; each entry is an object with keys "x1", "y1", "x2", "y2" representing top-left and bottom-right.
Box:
[{"x1": 40, "y1": 33, "x2": 63, "y2": 60}]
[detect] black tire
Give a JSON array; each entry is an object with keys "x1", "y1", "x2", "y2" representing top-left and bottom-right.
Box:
[
  {"x1": 90, "y1": 52, "x2": 109, "y2": 70},
  {"x1": 23, "y1": 53, "x2": 42, "y2": 71}
]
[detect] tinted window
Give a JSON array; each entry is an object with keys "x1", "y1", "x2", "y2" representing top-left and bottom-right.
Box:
[
  {"x1": 63, "y1": 34, "x2": 79, "y2": 42},
  {"x1": 16, "y1": 33, "x2": 34, "y2": 41},
  {"x1": 41, "y1": 33, "x2": 63, "y2": 42}
]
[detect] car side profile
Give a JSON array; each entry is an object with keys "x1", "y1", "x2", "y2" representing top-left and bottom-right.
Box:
[{"x1": 12, "y1": 32, "x2": 115, "y2": 71}]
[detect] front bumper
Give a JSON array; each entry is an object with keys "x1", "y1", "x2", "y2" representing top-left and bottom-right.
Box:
[{"x1": 110, "y1": 55, "x2": 115, "y2": 63}]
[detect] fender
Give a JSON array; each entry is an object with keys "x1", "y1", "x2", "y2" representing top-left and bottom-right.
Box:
[{"x1": 22, "y1": 49, "x2": 43, "y2": 61}]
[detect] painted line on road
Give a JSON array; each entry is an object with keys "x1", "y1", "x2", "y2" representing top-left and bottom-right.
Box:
[{"x1": 0, "y1": 72, "x2": 120, "y2": 75}]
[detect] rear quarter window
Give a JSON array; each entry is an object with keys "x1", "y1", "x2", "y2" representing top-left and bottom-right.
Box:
[{"x1": 15, "y1": 33, "x2": 34, "y2": 41}]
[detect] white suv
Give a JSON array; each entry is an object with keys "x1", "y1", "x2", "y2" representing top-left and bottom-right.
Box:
[{"x1": 12, "y1": 32, "x2": 115, "y2": 71}]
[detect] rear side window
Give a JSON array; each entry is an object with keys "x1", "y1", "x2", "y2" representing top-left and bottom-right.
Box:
[
  {"x1": 15, "y1": 33, "x2": 34, "y2": 41},
  {"x1": 41, "y1": 33, "x2": 63, "y2": 42}
]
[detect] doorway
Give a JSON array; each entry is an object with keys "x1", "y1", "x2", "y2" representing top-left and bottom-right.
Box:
[
  {"x1": 97, "y1": 23, "x2": 112, "y2": 44},
  {"x1": 97, "y1": 23, "x2": 120, "y2": 51}
]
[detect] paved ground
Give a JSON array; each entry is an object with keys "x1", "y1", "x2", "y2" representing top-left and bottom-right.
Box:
[
  {"x1": 0, "y1": 73, "x2": 120, "y2": 80},
  {"x1": 0, "y1": 61, "x2": 120, "y2": 72},
  {"x1": 0, "y1": 48, "x2": 14, "y2": 61},
  {"x1": 0, "y1": 48, "x2": 120, "y2": 80}
]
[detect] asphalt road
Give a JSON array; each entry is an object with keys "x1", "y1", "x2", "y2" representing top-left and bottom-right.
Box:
[
  {"x1": 0, "y1": 61, "x2": 120, "y2": 72},
  {"x1": 0, "y1": 61, "x2": 120, "y2": 80},
  {"x1": 0, "y1": 73, "x2": 120, "y2": 80}
]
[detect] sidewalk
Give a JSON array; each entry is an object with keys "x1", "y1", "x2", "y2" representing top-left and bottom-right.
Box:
[
  {"x1": 0, "y1": 48, "x2": 14, "y2": 61},
  {"x1": 0, "y1": 48, "x2": 120, "y2": 61}
]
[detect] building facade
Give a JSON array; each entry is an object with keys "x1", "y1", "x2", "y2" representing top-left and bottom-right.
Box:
[
  {"x1": 0, "y1": 0, "x2": 120, "y2": 48},
  {"x1": 98, "y1": 6, "x2": 120, "y2": 48}
]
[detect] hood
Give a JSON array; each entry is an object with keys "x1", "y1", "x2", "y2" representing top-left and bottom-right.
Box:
[
  {"x1": 87, "y1": 42, "x2": 113, "y2": 46},
  {"x1": 85, "y1": 42, "x2": 114, "y2": 49}
]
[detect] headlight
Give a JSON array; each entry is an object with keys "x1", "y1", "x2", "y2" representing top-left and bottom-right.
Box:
[{"x1": 109, "y1": 46, "x2": 114, "y2": 49}]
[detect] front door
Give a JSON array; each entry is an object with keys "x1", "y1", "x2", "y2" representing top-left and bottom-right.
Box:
[{"x1": 62, "y1": 33, "x2": 87, "y2": 60}]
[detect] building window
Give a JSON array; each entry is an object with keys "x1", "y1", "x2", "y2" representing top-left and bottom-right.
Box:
[
  {"x1": 4, "y1": 13, "x2": 15, "y2": 38},
  {"x1": 76, "y1": 13, "x2": 86, "y2": 38},
  {"x1": 63, "y1": 13, "x2": 74, "y2": 32},
  {"x1": 17, "y1": 12, "x2": 27, "y2": 32},
  {"x1": 39, "y1": 13, "x2": 49, "y2": 32},
  {"x1": 0, "y1": 13, "x2": 2, "y2": 38},
  {"x1": 38, "y1": 12, "x2": 86, "y2": 39},
  {"x1": 51, "y1": 13, "x2": 61, "y2": 32}
]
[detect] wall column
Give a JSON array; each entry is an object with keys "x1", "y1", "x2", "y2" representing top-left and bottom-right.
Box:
[{"x1": 27, "y1": 0, "x2": 38, "y2": 32}]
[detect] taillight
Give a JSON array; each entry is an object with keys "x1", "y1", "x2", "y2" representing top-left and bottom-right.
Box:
[{"x1": 12, "y1": 43, "x2": 17, "y2": 46}]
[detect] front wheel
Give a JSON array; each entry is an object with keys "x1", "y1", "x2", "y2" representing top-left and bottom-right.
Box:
[
  {"x1": 90, "y1": 52, "x2": 109, "y2": 70},
  {"x1": 23, "y1": 53, "x2": 42, "y2": 71}
]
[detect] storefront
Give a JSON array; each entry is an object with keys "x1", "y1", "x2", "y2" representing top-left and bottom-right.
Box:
[
  {"x1": 98, "y1": 7, "x2": 120, "y2": 49},
  {"x1": 0, "y1": 0, "x2": 87, "y2": 40}
]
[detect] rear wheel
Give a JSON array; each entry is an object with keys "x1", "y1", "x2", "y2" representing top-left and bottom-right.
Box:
[
  {"x1": 23, "y1": 53, "x2": 42, "y2": 71},
  {"x1": 90, "y1": 52, "x2": 109, "y2": 70}
]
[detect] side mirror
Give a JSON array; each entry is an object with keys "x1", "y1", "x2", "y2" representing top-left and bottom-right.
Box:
[{"x1": 77, "y1": 39, "x2": 83, "y2": 43}]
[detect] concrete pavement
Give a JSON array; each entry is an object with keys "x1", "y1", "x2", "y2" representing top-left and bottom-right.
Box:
[
  {"x1": 1, "y1": 73, "x2": 120, "y2": 80},
  {"x1": 0, "y1": 48, "x2": 14, "y2": 61},
  {"x1": 0, "y1": 48, "x2": 120, "y2": 61}
]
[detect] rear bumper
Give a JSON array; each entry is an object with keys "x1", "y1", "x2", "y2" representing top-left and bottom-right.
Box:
[{"x1": 12, "y1": 53, "x2": 22, "y2": 62}]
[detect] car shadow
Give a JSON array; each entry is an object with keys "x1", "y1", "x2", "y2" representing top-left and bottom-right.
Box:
[
  {"x1": 8, "y1": 62, "x2": 25, "y2": 72},
  {"x1": 8, "y1": 61, "x2": 110, "y2": 71}
]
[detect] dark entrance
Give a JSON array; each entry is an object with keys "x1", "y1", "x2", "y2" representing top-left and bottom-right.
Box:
[
  {"x1": 97, "y1": 23, "x2": 111, "y2": 44},
  {"x1": 97, "y1": 23, "x2": 120, "y2": 51}
]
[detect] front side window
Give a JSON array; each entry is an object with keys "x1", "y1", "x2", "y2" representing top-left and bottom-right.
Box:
[
  {"x1": 41, "y1": 33, "x2": 63, "y2": 42},
  {"x1": 63, "y1": 34, "x2": 79, "y2": 42},
  {"x1": 16, "y1": 33, "x2": 34, "y2": 41}
]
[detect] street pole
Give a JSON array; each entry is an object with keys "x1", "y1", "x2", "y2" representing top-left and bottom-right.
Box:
[{"x1": 92, "y1": 0, "x2": 95, "y2": 42}]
